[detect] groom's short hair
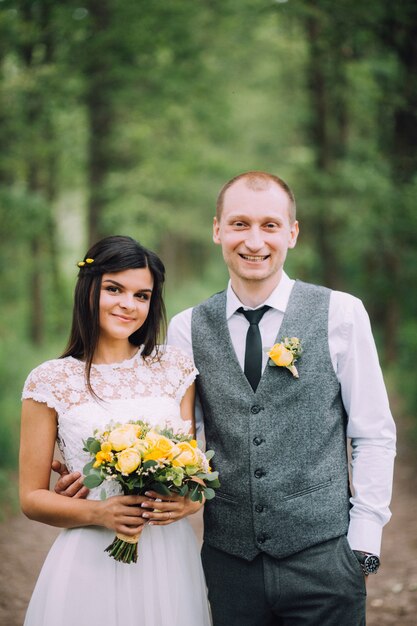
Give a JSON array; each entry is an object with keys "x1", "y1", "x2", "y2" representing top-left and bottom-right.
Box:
[{"x1": 216, "y1": 171, "x2": 296, "y2": 224}]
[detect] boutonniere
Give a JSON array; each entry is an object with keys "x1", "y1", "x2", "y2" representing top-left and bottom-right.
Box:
[{"x1": 266, "y1": 337, "x2": 302, "y2": 379}]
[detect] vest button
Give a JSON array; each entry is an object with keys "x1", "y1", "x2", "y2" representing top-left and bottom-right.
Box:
[
  {"x1": 257, "y1": 533, "x2": 267, "y2": 544},
  {"x1": 253, "y1": 437, "x2": 263, "y2": 446},
  {"x1": 254, "y1": 468, "x2": 265, "y2": 479},
  {"x1": 250, "y1": 405, "x2": 262, "y2": 414},
  {"x1": 255, "y1": 504, "x2": 264, "y2": 513}
]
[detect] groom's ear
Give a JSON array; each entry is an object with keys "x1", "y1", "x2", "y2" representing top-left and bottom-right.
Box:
[
  {"x1": 213, "y1": 216, "x2": 221, "y2": 245},
  {"x1": 288, "y1": 220, "x2": 299, "y2": 249}
]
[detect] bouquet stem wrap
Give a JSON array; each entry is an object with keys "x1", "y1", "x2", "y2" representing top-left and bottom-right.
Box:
[{"x1": 105, "y1": 531, "x2": 141, "y2": 564}]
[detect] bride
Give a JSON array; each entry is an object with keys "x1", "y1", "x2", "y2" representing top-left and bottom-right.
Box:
[{"x1": 20, "y1": 235, "x2": 211, "y2": 626}]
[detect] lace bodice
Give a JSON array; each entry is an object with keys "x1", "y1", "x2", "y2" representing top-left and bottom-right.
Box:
[{"x1": 22, "y1": 346, "x2": 197, "y2": 500}]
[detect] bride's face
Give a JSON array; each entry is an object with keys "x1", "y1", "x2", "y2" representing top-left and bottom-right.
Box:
[{"x1": 98, "y1": 268, "x2": 154, "y2": 342}]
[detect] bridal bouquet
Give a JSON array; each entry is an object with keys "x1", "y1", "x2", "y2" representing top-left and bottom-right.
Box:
[{"x1": 83, "y1": 420, "x2": 219, "y2": 564}]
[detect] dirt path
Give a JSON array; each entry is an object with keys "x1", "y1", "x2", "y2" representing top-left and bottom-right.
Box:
[{"x1": 1, "y1": 424, "x2": 416, "y2": 626}]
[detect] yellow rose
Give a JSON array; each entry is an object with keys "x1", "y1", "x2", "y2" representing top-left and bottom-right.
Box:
[
  {"x1": 93, "y1": 449, "x2": 113, "y2": 468},
  {"x1": 171, "y1": 441, "x2": 201, "y2": 467},
  {"x1": 143, "y1": 433, "x2": 176, "y2": 462},
  {"x1": 267, "y1": 343, "x2": 293, "y2": 367},
  {"x1": 108, "y1": 424, "x2": 141, "y2": 451},
  {"x1": 115, "y1": 448, "x2": 141, "y2": 474}
]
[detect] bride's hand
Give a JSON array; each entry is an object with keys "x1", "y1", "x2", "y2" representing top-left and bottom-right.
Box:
[
  {"x1": 96, "y1": 494, "x2": 148, "y2": 536},
  {"x1": 139, "y1": 490, "x2": 204, "y2": 525}
]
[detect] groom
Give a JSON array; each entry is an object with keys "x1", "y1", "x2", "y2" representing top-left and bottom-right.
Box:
[
  {"x1": 167, "y1": 171, "x2": 395, "y2": 625},
  {"x1": 56, "y1": 171, "x2": 396, "y2": 625}
]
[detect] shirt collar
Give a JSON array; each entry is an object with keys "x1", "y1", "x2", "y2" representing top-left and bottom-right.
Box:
[{"x1": 226, "y1": 272, "x2": 295, "y2": 319}]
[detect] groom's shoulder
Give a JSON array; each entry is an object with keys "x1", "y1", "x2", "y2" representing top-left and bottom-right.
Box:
[
  {"x1": 294, "y1": 279, "x2": 365, "y2": 314},
  {"x1": 294, "y1": 279, "x2": 330, "y2": 294}
]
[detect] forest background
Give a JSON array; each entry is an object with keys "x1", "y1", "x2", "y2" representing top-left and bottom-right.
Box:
[{"x1": 0, "y1": 0, "x2": 416, "y2": 515}]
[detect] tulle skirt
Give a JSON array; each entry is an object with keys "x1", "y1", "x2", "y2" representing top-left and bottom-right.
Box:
[{"x1": 24, "y1": 520, "x2": 211, "y2": 626}]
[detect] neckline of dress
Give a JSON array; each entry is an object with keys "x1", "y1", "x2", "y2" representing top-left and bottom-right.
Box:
[{"x1": 68, "y1": 346, "x2": 144, "y2": 370}]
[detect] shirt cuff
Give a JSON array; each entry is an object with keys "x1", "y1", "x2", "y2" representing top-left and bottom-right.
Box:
[{"x1": 347, "y1": 518, "x2": 383, "y2": 556}]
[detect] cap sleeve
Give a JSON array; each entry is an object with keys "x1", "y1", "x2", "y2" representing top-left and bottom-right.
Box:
[
  {"x1": 163, "y1": 345, "x2": 198, "y2": 403},
  {"x1": 21, "y1": 361, "x2": 61, "y2": 413}
]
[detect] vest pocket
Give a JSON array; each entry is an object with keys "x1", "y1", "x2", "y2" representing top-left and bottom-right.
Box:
[
  {"x1": 215, "y1": 490, "x2": 238, "y2": 504},
  {"x1": 282, "y1": 478, "x2": 332, "y2": 501}
]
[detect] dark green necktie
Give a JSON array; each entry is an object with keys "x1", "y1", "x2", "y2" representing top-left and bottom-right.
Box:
[{"x1": 237, "y1": 305, "x2": 270, "y2": 391}]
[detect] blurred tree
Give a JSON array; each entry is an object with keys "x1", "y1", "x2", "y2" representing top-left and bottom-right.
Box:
[
  {"x1": 12, "y1": 0, "x2": 58, "y2": 343},
  {"x1": 370, "y1": 1, "x2": 417, "y2": 360}
]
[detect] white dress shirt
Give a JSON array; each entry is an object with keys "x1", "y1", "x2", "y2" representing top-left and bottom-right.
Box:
[{"x1": 167, "y1": 272, "x2": 396, "y2": 556}]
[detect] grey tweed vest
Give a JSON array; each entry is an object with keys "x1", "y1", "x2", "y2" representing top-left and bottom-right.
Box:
[{"x1": 191, "y1": 280, "x2": 350, "y2": 561}]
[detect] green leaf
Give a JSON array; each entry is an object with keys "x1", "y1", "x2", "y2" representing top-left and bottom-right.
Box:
[
  {"x1": 149, "y1": 482, "x2": 171, "y2": 496},
  {"x1": 203, "y1": 487, "x2": 216, "y2": 500},
  {"x1": 189, "y1": 482, "x2": 201, "y2": 502},
  {"x1": 196, "y1": 471, "x2": 218, "y2": 481},
  {"x1": 204, "y1": 450, "x2": 215, "y2": 461},
  {"x1": 83, "y1": 473, "x2": 103, "y2": 489},
  {"x1": 100, "y1": 488, "x2": 107, "y2": 501},
  {"x1": 82, "y1": 460, "x2": 95, "y2": 475},
  {"x1": 84, "y1": 437, "x2": 101, "y2": 455},
  {"x1": 178, "y1": 484, "x2": 188, "y2": 496}
]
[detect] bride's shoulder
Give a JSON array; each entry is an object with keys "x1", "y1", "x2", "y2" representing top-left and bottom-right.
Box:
[
  {"x1": 153, "y1": 344, "x2": 197, "y2": 378},
  {"x1": 24, "y1": 356, "x2": 79, "y2": 386},
  {"x1": 156, "y1": 344, "x2": 193, "y2": 363},
  {"x1": 22, "y1": 357, "x2": 83, "y2": 410}
]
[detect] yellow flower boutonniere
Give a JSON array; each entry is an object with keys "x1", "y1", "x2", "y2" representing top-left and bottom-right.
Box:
[{"x1": 266, "y1": 337, "x2": 302, "y2": 379}]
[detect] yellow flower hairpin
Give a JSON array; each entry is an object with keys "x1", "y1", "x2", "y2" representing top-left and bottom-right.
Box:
[{"x1": 77, "y1": 258, "x2": 94, "y2": 268}]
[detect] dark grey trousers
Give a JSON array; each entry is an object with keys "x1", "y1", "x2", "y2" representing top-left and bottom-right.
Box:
[{"x1": 202, "y1": 536, "x2": 367, "y2": 626}]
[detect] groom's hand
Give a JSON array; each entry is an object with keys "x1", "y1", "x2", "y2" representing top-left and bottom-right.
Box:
[{"x1": 52, "y1": 459, "x2": 89, "y2": 499}]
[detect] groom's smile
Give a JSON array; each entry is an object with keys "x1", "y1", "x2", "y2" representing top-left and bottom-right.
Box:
[{"x1": 239, "y1": 254, "x2": 270, "y2": 262}]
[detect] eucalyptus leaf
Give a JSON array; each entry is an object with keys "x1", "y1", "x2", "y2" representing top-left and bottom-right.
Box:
[
  {"x1": 82, "y1": 460, "x2": 95, "y2": 474},
  {"x1": 203, "y1": 487, "x2": 216, "y2": 500},
  {"x1": 149, "y1": 482, "x2": 171, "y2": 496},
  {"x1": 85, "y1": 438, "x2": 101, "y2": 454},
  {"x1": 83, "y1": 473, "x2": 103, "y2": 489}
]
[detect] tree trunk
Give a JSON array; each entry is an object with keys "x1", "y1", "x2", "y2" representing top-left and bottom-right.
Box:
[
  {"x1": 84, "y1": 0, "x2": 114, "y2": 246},
  {"x1": 304, "y1": 5, "x2": 346, "y2": 289}
]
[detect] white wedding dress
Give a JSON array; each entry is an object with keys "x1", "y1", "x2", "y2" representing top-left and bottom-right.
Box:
[{"x1": 22, "y1": 346, "x2": 211, "y2": 626}]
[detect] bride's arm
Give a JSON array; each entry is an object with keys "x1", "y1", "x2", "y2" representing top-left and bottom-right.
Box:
[{"x1": 19, "y1": 399, "x2": 145, "y2": 537}]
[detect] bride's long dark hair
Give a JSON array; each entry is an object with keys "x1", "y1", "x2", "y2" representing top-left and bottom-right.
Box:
[{"x1": 61, "y1": 235, "x2": 166, "y2": 393}]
